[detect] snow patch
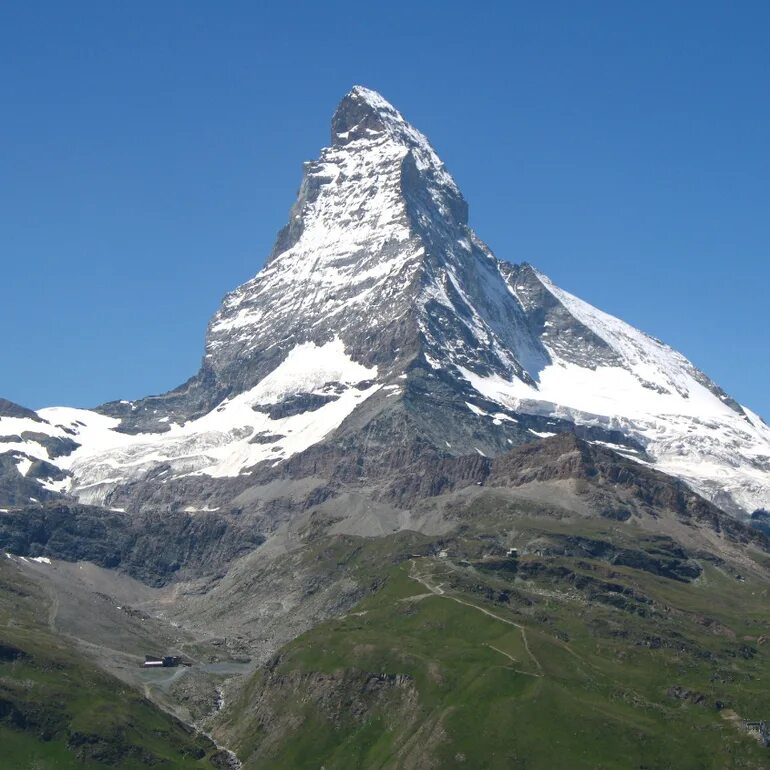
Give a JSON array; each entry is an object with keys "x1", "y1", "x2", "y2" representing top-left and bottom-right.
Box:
[{"x1": 15, "y1": 456, "x2": 33, "y2": 477}]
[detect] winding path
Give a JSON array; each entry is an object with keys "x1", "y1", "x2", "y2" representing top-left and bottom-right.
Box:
[{"x1": 408, "y1": 560, "x2": 544, "y2": 676}]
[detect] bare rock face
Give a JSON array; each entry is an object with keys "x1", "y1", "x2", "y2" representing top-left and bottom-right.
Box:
[
  {"x1": 0, "y1": 503, "x2": 264, "y2": 585},
  {"x1": 0, "y1": 399, "x2": 45, "y2": 422},
  {"x1": 1, "y1": 86, "x2": 769, "y2": 519}
]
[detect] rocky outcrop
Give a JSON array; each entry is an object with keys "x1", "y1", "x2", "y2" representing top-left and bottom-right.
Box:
[
  {"x1": 0, "y1": 453, "x2": 66, "y2": 506},
  {"x1": 219, "y1": 658, "x2": 419, "y2": 768},
  {"x1": 0, "y1": 399, "x2": 44, "y2": 421},
  {"x1": 520, "y1": 532, "x2": 703, "y2": 582},
  {"x1": 0, "y1": 503, "x2": 265, "y2": 585}
]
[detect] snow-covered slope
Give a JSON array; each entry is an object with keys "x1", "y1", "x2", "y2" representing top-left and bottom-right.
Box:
[
  {"x1": 30, "y1": 339, "x2": 379, "y2": 505},
  {"x1": 203, "y1": 86, "x2": 462, "y2": 390},
  {"x1": 460, "y1": 270, "x2": 770, "y2": 516},
  {"x1": 4, "y1": 86, "x2": 768, "y2": 517}
]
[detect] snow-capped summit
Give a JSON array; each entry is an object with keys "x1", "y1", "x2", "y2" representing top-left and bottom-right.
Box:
[
  {"x1": 2, "y1": 87, "x2": 768, "y2": 517},
  {"x1": 331, "y1": 86, "x2": 458, "y2": 192},
  {"x1": 201, "y1": 85, "x2": 476, "y2": 391}
]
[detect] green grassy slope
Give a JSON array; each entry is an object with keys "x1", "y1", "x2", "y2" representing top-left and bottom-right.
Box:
[
  {"x1": 220, "y1": 507, "x2": 770, "y2": 769},
  {"x1": 0, "y1": 557, "x2": 220, "y2": 769}
]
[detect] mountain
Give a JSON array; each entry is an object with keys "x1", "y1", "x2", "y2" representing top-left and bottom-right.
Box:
[
  {"x1": 2, "y1": 86, "x2": 768, "y2": 519},
  {"x1": 2, "y1": 87, "x2": 770, "y2": 768}
]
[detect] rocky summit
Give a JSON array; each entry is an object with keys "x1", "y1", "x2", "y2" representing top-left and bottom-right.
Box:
[{"x1": 1, "y1": 88, "x2": 770, "y2": 769}]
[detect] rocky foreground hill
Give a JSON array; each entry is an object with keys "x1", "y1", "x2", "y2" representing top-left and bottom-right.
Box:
[{"x1": 1, "y1": 87, "x2": 769, "y2": 768}]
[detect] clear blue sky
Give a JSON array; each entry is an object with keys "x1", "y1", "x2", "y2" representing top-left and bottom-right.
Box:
[{"x1": 1, "y1": 1, "x2": 768, "y2": 418}]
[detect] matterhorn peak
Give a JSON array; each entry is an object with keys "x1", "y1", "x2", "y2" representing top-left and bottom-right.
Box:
[
  {"x1": 329, "y1": 85, "x2": 462, "y2": 203},
  {"x1": 10, "y1": 86, "x2": 766, "y2": 521},
  {"x1": 331, "y1": 85, "x2": 403, "y2": 143}
]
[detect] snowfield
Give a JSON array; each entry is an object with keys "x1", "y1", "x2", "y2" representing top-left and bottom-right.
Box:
[
  {"x1": 456, "y1": 273, "x2": 770, "y2": 516},
  {"x1": 30, "y1": 339, "x2": 379, "y2": 504}
]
